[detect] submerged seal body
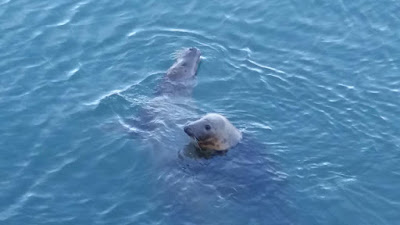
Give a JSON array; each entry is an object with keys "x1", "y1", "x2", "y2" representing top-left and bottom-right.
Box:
[{"x1": 183, "y1": 113, "x2": 242, "y2": 151}]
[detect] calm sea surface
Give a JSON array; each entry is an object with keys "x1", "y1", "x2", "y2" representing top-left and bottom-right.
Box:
[{"x1": 1, "y1": 0, "x2": 399, "y2": 224}]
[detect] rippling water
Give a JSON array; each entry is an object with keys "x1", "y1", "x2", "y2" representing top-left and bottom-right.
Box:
[{"x1": 1, "y1": 0, "x2": 400, "y2": 224}]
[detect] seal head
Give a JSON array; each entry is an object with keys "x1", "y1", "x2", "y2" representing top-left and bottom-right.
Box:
[
  {"x1": 166, "y1": 47, "x2": 201, "y2": 81},
  {"x1": 184, "y1": 113, "x2": 242, "y2": 151},
  {"x1": 158, "y1": 47, "x2": 201, "y2": 96}
]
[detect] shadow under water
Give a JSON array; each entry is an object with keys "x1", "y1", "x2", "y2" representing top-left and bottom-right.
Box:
[{"x1": 152, "y1": 137, "x2": 295, "y2": 225}]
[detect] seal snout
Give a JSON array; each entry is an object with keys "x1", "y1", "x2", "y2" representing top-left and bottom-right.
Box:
[
  {"x1": 189, "y1": 47, "x2": 200, "y2": 54},
  {"x1": 184, "y1": 125, "x2": 194, "y2": 137},
  {"x1": 187, "y1": 47, "x2": 201, "y2": 58}
]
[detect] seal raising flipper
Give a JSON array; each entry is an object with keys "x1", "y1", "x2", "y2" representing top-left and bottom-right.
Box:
[{"x1": 183, "y1": 113, "x2": 242, "y2": 151}]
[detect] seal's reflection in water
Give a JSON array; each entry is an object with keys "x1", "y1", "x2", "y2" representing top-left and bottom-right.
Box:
[{"x1": 179, "y1": 142, "x2": 228, "y2": 160}]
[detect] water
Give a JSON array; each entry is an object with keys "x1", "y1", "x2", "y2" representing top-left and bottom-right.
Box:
[{"x1": 1, "y1": 0, "x2": 399, "y2": 224}]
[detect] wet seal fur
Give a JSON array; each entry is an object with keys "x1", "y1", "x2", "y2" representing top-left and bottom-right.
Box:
[
  {"x1": 128, "y1": 47, "x2": 201, "y2": 134},
  {"x1": 184, "y1": 113, "x2": 242, "y2": 151},
  {"x1": 158, "y1": 47, "x2": 201, "y2": 97}
]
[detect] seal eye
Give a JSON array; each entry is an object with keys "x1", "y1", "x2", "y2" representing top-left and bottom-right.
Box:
[{"x1": 205, "y1": 125, "x2": 211, "y2": 131}]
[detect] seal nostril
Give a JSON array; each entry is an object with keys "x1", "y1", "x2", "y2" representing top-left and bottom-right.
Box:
[{"x1": 189, "y1": 47, "x2": 199, "y2": 53}]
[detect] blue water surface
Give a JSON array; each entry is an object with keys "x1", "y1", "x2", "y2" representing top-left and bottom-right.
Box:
[{"x1": 1, "y1": 0, "x2": 399, "y2": 224}]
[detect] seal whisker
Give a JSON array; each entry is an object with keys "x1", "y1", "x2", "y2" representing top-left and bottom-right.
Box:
[
  {"x1": 171, "y1": 48, "x2": 188, "y2": 60},
  {"x1": 192, "y1": 136, "x2": 201, "y2": 149}
]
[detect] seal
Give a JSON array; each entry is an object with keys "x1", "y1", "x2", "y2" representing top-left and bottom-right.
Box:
[
  {"x1": 130, "y1": 47, "x2": 201, "y2": 133},
  {"x1": 158, "y1": 47, "x2": 201, "y2": 96},
  {"x1": 166, "y1": 47, "x2": 201, "y2": 81},
  {"x1": 183, "y1": 113, "x2": 242, "y2": 151}
]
